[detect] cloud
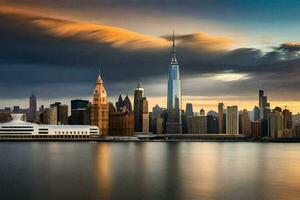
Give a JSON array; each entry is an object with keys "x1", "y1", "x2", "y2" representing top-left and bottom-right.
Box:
[
  {"x1": 164, "y1": 32, "x2": 234, "y2": 50},
  {"x1": 0, "y1": 4, "x2": 300, "y2": 106}
]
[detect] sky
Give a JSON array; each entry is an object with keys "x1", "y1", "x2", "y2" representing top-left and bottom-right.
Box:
[{"x1": 1, "y1": 0, "x2": 300, "y2": 113}]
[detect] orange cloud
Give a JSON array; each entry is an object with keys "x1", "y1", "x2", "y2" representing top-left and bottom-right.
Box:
[
  {"x1": 32, "y1": 18, "x2": 170, "y2": 50},
  {"x1": 0, "y1": 5, "x2": 234, "y2": 51},
  {"x1": 176, "y1": 32, "x2": 234, "y2": 50}
]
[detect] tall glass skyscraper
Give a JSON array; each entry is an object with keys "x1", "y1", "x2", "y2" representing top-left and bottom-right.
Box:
[{"x1": 166, "y1": 31, "x2": 182, "y2": 134}]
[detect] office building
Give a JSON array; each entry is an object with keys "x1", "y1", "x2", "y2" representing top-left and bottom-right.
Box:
[
  {"x1": 241, "y1": 109, "x2": 251, "y2": 136},
  {"x1": 218, "y1": 102, "x2": 224, "y2": 133},
  {"x1": 269, "y1": 110, "x2": 283, "y2": 138},
  {"x1": 282, "y1": 107, "x2": 292, "y2": 129},
  {"x1": 134, "y1": 83, "x2": 149, "y2": 133},
  {"x1": 207, "y1": 114, "x2": 218, "y2": 134},
  {"x1": 253, "y1": 106, "x2": 260, "y2": 121},
  {"x1": 188, "y1": 116, "x2": 207, "y2": 134},
  {"x1": 226, "y1": 106, "x2": 239, "y2": 135},
  {"x1": 48, "y1": 102, "x2": 68, "y2": 125},
  {"x1": 70, "y1": 99, "x2": 90, "y2": 125},
  {"x1": 251, "y1": 121, "x2": 261, "y2": 138},
  {"x1": 28, "y1": 94, "x2": 37, "y2": 122},
  {"x1": 166, "y1": 31, "x2": 182, "y2": 134}
]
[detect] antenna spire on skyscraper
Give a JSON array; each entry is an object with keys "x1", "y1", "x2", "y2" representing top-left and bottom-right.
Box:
[
  {"x1": 173, "y1": 30, "x2": 175, "y2": 52},
  {"x1": 98, "y1": 66, "x2": 102, "y2": 81},
  {"x1": 171, "y1": 30, "x2": 177, "y2": 63}
]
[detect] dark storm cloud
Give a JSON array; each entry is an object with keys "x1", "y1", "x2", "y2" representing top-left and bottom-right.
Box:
[{"x1": 0, "y1": 6, "x2": 300, "y2": 100}]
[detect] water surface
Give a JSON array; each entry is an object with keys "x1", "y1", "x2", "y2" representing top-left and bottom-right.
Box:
[{"x1": 0, "y1": 142, "x2": 300, "y2": 200}]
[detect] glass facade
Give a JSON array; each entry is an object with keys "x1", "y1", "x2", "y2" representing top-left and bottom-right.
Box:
[{"x1": 167, "y1": 63, "x2": 181, "y2": 111}]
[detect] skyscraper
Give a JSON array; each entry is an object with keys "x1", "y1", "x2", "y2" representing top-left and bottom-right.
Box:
[
  {"x1": 269, "y1": 110, "x2": 283, "y2": 138},
  {"x1": 259, "y1": 89, "x2": 269, "y2": 120},
  {"x1": 253, "y1": 106, "x2": 260, "y2": 121},
  {"x1": 91, "y1": 70, "x2": 109, "y2": 135},
  {"x1": 183, "y1": 103, "x2": 193, "y2": 133},
  {"x1": 28, "y1": 94, "x2": 37, "y2": 122},
  {"x1": 166, "y1": 31, "x2": 182, "y2": 134},
  {"x1": 70, "y1": 99, "x2": 90, "y2": 125},
  {"x1": 134, "y1": 83, "x2": 149, "y2": 132},
  {"x1": 258, "y1": 89, "x2": 270, "y2": 137},
  {"x1": 282, "y1": 107, "x2": 292, "y2": 129},
  {"x1": 185, "y1": 103, "x2": 194, "y2": 117},
  {"x1": 218, "y1": 102, "x2": 224, "y2": 133},
  {"x1": 226, "y1": 106, "x2": 239, "y2": 135},
  {"x1": 241, "y1": 109, "x2": 251, "y2": 136},
  {"x1": 48, "y1": 102, "x2": 68, "y2": 125}
]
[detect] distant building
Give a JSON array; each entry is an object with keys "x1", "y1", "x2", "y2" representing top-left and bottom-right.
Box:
[
  {"x1": 134, "y1": 83, "x2": 149, "y2": 133},
  {"x1": 13, "y1": 106, "x2": 20, "y2": 113},
  {"x1": 39, "y1": 108, "x2": 49, "y2": 124},
  {"x1": 259, "y1": 89, "x2": 270, "y2": 136},
  {"x1": 116, "y1": 95, "x2": 124, "y2": 112},
  {"x1": 269, "y1": 110, "x2": 283, "y2": 138},
  {"x1": 183, "y1": 103, "x2": 194, "y2": 134},
  {"x1": 226, "y1": 106, "x2": 239, "y2": 135},
  {"x1": 241, "y1": 109, "x2": 251, "y2": 136},
  {"x1": 70, "y1": 99, "x2": 90, "y2": 125},
  {"x1": 0, "y1": 110, "x2": 11, "y2": 123},
  {"x1": 150, "y1": 105, "x2": 165, "y2": 134},
  {"x1": 28, "y1": 94, "x2": 37, "y2": 122},
  {"x1": 200, "y1": 108, "x2": 205, "y2": 116},
  {"x1": 261, "y1": 118, "x2": 269, "y2": 137},
  {"x1": 109, "y1": 98, "x2": 134, "y2": 136},
  {"x1": 251, "y1": 121, "x2": 261, "y2": 138},
  {"x1": 124, "y1": 95, "x2": 132, "y2": 112},
  {"x1": 90, "y1": 70, "x2": 109, "y2": 135},
  {"x1": 188, "y1": 116, "x2": 207, "y2": 134},
  {"x1": 166, "y1": 31, "x2": 182, "y2": 134},
  {"x1": 155, "y1": 117, "x2": 164, "y2": 134},
  {"x1": 48, "y1": 102, "x2": 68, "y2": 125},
  {"x1": 282, "y1": 107, "x2": 292, "y2": 129},
  {"x1": 185, "y1": 103, "x2": 194, "y2": 117},
  {"x1": 274, "y1": 106, "x2": 282, "y2": 112},
  {"x1": 207, "y1": 110, "x2": 218, "y2": 117},
  {"x1": 253, "y1": 106, "x2": 260, "y2": 121},
  {"x1": 218, "y1": 102, "x2": 224, "y2": 133},
  {"x1": 207, "y1": 115, "x2": 218, "y2": 134}
]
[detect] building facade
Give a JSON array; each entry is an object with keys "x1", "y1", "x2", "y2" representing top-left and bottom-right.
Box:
[
  {"x1": 226, "y1": 106, "x2": 239, "y2": 135},
  {"x1": 48, "y1": 102, "x2": 68, "y2": 125},
  {"x1": 251, "y1": 121, "x2": 261, "y2": 138},
  {"x1": 109, "y1": 110, "x2": 134, "y2": 136},
  {"x1": 166, "y1": 31, "x2": 182, "y2": 134},
  {"x1": 218, "y1": 102, "x2": 224, "y2": 133},
  {"x1": 269, "y1": 110, "x2": 283, "y2": 138},
  {"x1": 0, "y1": 114, "x2": 99, "y2": 138},
  {"x1": 188, "y1": 116, "x2": 207, "y2": 134},
  {"x1": 241, "y1": 109, "x2": 251, "y2": 136},
  {"x1": 134, "y1": 83, "x2": 149, "y2": 133},
  {"x1": 70, "y1": 99, "x2": 90, "y2": 125},
  {"x1": 28, "y1": 94, "x2": 37, "y2": 122},
  {"x1": 91, "y1": 71, "x2": 109, "y2": 135}
]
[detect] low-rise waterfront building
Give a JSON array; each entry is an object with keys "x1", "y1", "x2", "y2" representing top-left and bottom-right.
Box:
[{"x1": 0, "y1": 114, "x2": 99, "y2": 138}]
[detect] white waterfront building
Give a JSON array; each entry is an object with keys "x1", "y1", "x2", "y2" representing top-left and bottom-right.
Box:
[{"x1": 0, "y1": 114, "x2": 99, "y2": 138}]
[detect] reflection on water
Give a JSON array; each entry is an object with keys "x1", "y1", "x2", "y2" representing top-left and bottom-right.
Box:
[{"x1": 0, "y1": 142, "x2": 300, "y2": 200}]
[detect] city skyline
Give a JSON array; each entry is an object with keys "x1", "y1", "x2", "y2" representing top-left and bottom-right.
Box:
[{"x1": 1, "y1": 1, "x2": 300, "y2": 112}]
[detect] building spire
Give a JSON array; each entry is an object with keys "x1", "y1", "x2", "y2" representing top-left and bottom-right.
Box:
[
  {"x1": 171, "y1": 30, "x2": 177, "y2": 63},
  {"x1": 97, "y1": 66, "x2": 103, "y2": 82}
]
